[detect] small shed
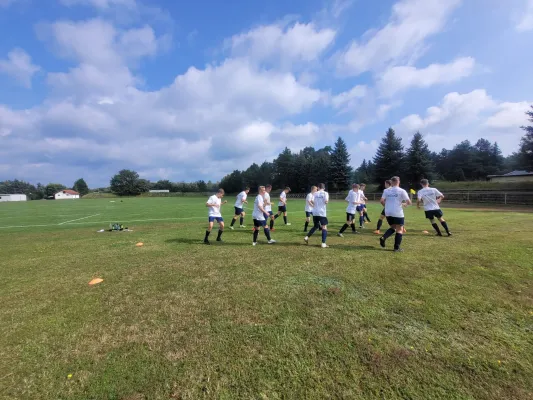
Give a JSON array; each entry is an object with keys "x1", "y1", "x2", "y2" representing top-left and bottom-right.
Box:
[
  {"x1": 55, "y1": 190, "x2": 80, "y2": 200},
  {"x1": 0, "y1": 194, "x2": 28, "y2": 202},
  {"x1": 487, "y1": 171, "x2": 533, "y2": 183}
]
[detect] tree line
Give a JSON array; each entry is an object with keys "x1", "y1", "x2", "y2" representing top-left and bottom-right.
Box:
[{"x1": 2, "y1": 105, "x2": 532, "y2": 198}]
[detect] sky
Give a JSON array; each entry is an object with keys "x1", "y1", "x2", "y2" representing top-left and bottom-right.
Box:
[{"x1": 1, "y1": 0, "x2": 532, "y2": 187}]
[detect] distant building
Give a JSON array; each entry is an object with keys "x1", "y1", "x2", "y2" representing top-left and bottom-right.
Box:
[
  {"x1": 149, "y1": 190, "x2": 170, "y2": 193},
  {"x1": 54, "y1": 189, "x2": 80, "y2": 200},
  {"x1": 0, "y1": 194, "x2": 27, "y2": 202},
  {"x1": 487, "y1": 170, "x2": 533, "y2": 183}
]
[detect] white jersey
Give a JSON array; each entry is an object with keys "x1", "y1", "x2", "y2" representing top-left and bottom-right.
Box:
[
  {"x1": 382, "y1": 187, "x2": 410, "y2": 218},
  {"x1": 358, "y1": 189, "x2": 366, "y2": 204},
  {"x1": 417, "y1": 187, "x2": 443, "y2": 211},
  {"x1": 305, "y1": 192, "x2": 314, "y2": 212},
  {"x1": 264, "y1": 192, "x2": 272, "y2": 212},
  {"x1": 278, "y1": 191, "x2": 287, "y2": 206},
  {"x1": 312, "y1": 190, "x2": 329, "y2": 217},
  {"x1": 252, "y1": 194, "x2": 266, "y2": 220},
  {"x1": 207, "y1": 195, "x2": 222, "y2": 217},
  {"x1": 345, "y1": 190, "x2": 360, "y2": 214},
  {"x1": 234, "y1": 191, "x2": 247, "y2": 208}
]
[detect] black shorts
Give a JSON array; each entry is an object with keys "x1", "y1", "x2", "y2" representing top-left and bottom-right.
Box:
[
  {"x1": 313, "y1": 216, "x2": 328, "y2": 226},
  {"x1": 386, "y1": 216, "x2": 405, "y2": 226},
  {"x1": 253, "y1": 219, "x2": 267, "y2": 228},
  {"x1": 278, "y1": 206, "x2": 287, "y2": 213},
  {"x1": 305, "y1": 211, "x2": 313, "y2": 218},
  {"x1": 234, "y1": 207, "x2": 244, "y2": 215},
  {"x1": 346, "y1": 213, "x2": 355, "y2": 221},
  {"x1": 380, "y1": 209, "x2": 385, "y2": 216},
  {"x1": 425, "y1": 209, "x2": 444, "y2": 219}
]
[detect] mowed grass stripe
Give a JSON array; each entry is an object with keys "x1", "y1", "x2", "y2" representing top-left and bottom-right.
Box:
[{"x1": 0, "y1": 197, "x2": 532, "y2": 399}]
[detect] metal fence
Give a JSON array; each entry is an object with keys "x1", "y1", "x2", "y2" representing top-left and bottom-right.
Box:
[{"x1": 287, "y1": 191, "x2": 533, "y2": 206}]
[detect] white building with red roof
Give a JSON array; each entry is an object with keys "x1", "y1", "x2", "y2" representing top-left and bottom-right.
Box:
[{"x1": 54, "y1": 189, "x2": 80, "y2": 200}]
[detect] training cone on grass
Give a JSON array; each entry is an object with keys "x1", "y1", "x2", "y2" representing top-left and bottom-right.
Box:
[
  {"x1": 88, "y1": 278, "x2": 103, "y2": 285},
  {"x1": 136, "y1": 242, "x2": 144, "y2": 247},
  {"x1": 423, "y1": 230, "x2": 429, "y2": 234}
]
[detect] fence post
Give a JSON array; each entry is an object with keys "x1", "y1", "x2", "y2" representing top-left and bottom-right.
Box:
[
  {"x1": 467, "y1": 192, "x2": 470, "y2": 203},
  {"x1": 504, "y1": 193, "x2": 507, "y2": 205}
]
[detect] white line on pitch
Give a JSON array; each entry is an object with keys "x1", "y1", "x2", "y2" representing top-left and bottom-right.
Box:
[{"x1": 58, "y1": 214, "x2": 101, "y2": 225}]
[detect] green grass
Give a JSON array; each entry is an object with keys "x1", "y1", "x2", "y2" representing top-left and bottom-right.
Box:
[{"x1": 1, "y1": 197, "x2": 532, "y2": 400}]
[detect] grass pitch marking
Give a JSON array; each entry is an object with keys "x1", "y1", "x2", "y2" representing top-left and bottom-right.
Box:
[{"x1": 58, "y1": 213, "x2": 101, "y2": 225}]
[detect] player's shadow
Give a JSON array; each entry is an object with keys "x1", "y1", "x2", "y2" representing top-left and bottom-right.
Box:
[
  {"x1": 330, "y1": 244, "x2": 384, "y2": 252},
  {"x1": 165, "y1": 238, "x2": 295, "y2": 247}
]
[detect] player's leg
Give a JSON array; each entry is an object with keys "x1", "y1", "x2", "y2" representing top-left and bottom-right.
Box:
[
  {"x1": 438, "y1": 213, "x2": 451, "y2": 236},
  {"x1": 269, "y1": 212, "x2": 276, "y2": 230},
  {"x1": 427, "y1": 210, "x2": 442, "y2": 236},
  {"x1": 263, "y1": 220, "x2": 275, "y2": 243},
  {"x1": 240, "y1": 211, "x2": 246, "y2": 227},
  {"x1": 305, "y1": 216, "x2": 320, "y2": 243},
  {"x1": 338, "y1": 214, "x2": 352, "y2": 237},
  {"x1": 375, "y1": 210, "x2": 385, "y2": 234},
  {"x1": 252, "y1": 219, "x2": 260, "y2": 244},
  {"x1": 320, "y1": 217, "x2": 329, "y2": 248},
  {"x1": 283, "y1": 210, "x2": 290, "y2": 225},
  {"x1": 216, "y1": 219, "x2": 225, "y2": 242},
  {"x1": 363, "y1": 205, "x2": 371, "y2": 222},
  {"x1": 304, "y1": 212, "x2": 311, "y2": 232},
  {"x1": 358, "y1": 207, "x2": 365, "y2": 228},
  {"x1": 379, "y1": 217, "x2": 397, "y2": 248},
  {"x1": 204, "y1": 220, "x2": 214, "y2": 244},
  {"x1": 393, "y1": 221, "x2": 404, "y2": 252}
]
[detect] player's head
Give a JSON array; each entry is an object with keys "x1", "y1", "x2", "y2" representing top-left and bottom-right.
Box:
[
  {"x1": 244, "y1": 186, "x2": 250, "y2": 193},
  {"x1": 284, "y1": 187, "x2": 291, "y2": 193},
  {"x1": 258, "y1": 185, "x2": 266, "y2": 194},
  {"x1": 265, "y1": 184, "x2": 272, "y2": 193},
  {"x1": 353, "y1": 183, "x2": 360, "y2": 190},
  {"x1": 391, "y1": 176, "x2": 400, "y2": 186},
  {"x1": 216, "y1": 188, "x2": 225, "y2": 198},
  {"x1": 318, "y1": 183, "x2": 326, "y2": 190},
  {"x1": 420, "y1": 179, "x2": 429, "y2": 187},
  {"x1": 311, "y1": 185, "x2": 318, "y2": 193},
  {"x1": 360, "y1": 183, "x2": 366, "y2": 190},
  {"x1": 384, "y1": 180, "x2": 392, "y2": 188}
]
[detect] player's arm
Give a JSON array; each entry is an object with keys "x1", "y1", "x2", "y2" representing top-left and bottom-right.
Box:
[
  {"x1": 325, "y1": 193, "x2": 329, "y2": 204},
  {"x1": 206, "y1": 199, "x2": 217, "y2": 207},
  {"x1": 280, "y1": 196, "x2": 286, "y2": 205},
  {"x1": 403, "y1": 192, "x2": 412, "y2": 206},
  {"x1": 436, "y1": 190, "x2": 444, "y2": 204},
  {"x1": 380, "y1": 193, "x2": 386, "y2": 206},
  {"x1": 416, "y1": 195, "x2": 422, "y2": 209}
]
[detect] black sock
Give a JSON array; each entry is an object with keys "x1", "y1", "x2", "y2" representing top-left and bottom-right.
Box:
[
  {"x1": 351, "y1": 223, "x2": 356, "y2": 232},
  {"x1": 383, "y1": 228, "x2": 395, "y2": 240},
  {"x1": 321, "y1": 229, "x2": 327, "y2": 243},
  {"x1": 217, "y1": 230, "x2": 223, "y2": 240},
  {"x1": 240, "y1": 216, "x2": 244, "y2": 225},
  {"x1": 230, "y1": 218, "x2": 236, "y2": 227},
  {"x1": 264, "y1": 228, "x2": 271, "y2": 241},
  {"x1": 270, "y1": 219, "x2": 274, "y2": 229},
  {"x1": 308, "y1": 224, "x2": 318, "y2": 236},
  {"x1": 432, "y1": 223, "x2": 442, "y2": 235},
  {"x1": 340, "y1": 223, "x2": 348, "y2": 233},
  {"x1": 253, "y1": 229, "x2": 259, "y2": 242},
  {"x1": 441, "y1": 221, "x2": 450, "y2": 234},
  {"x1": 394, "y1": 233, "x2": 403, "y2": 250},
  {"x1": 204, "y1": 230, "x2": 211, "y2": 241},
  {"x1": 364, "y1": 212, "x2": 371, "y2": 222},
  {"x1": 304, "y1": 221, "x2": 309, "y2": 231},
  {"x1": 359, "y1": 215, "x2": 364, "y2": 226},
  {"x1": 377, "y1": 219, "x2": 383, "y2": 231},
  {"x1": 274, "y1": 214, "x2": 279, "y2": 220},
  {"x1": 283, "y1": 216, "x2": 287, "y2": 224}
]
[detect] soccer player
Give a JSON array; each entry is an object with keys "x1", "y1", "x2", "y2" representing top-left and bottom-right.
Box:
[
  {"x1": 304, "y1": 186, "x2": 317, "y2": 232},
  {"x1": 338, "y1": 183, "x2": 362, "y2": 237},
  {"x1": 359, "y1": 183, "x2": 371, "y2": 225},
  {"x1": 374, "y1": 180, "x2": 391, "y2": 234},
  {"x1": 229, "y1": 187, "x2": 250, "y2": 229},
  {"x1": 272, "y1": 187, "x2": 292, "y2": 228},
  {"x1": 357, "y1": 183, "x2": 369, "y2": 228},
  {"x1": 304, "y1": 183, "x2": 329, "y2": 248},
  {"x1": 264, "y1": 184, "x2": 276, "y2": 230},
  {"x1": 417, "y1": 179, "x2": 452, "y2": 236},
  {"x1": 204, "y1": 189, "x2": 228, "y2": 244},
  {"x1": 379, "y1": 176, "x2": 411, "y2": 252},
  {"x1": 252, "y1": 186, "x2": 276, "y2": 246}
]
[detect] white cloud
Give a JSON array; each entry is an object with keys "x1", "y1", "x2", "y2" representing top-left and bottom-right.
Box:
[
  {"x1": 337, "y1": 0, "x2": 462, "y2": 75},
  {"x1": 378, "y1": 57, "x2": 475, "y2": 97},
  {"x1": 229, "y1": 22, "x2": 336, "y2": 64},
  {"x1": 516, "y1": 0, "x2": 533, "y2": 31},
  {"x1": 0, "y1": 48, "x2": 40, "y2": 88},
  {"x1": 394, "y1": 89, "x2": 530, "y2": 154},
  {"x1": 331, "y1": 85, "x2": 367, "y2": 109},
  {"x1": 0, "y1": 0, "x2": 16, "y2": 7}
]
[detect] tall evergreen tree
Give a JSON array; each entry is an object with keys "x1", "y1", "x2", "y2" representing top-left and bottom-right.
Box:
[
  {"x1": 73, "y1": 178, "x2": 89, "y2": 196},
  {"x1": 329, "y1": 137, "x2": 351, "y2": 191},
  {"x1": 405, "y1": 132, "x2": 434, "y2": 188},
  {"x1": 273, "y1": 147, "x2": 294, "y2": 187},
  {"x1": 518, "y1": 105, "x2": 533, "y2": 171},
  {"x1": 489, "y1": 142, "x2": 504, "y2": 174},
  {"x1": 372, "y1": 128, "x2": 404, "y2": 189}
]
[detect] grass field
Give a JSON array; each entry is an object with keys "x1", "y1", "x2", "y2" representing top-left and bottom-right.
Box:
[{"x1": 1, "y1": 197, "x2": 532, "y2": 400}]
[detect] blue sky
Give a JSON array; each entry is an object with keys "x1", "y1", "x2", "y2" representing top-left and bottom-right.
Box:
[{"x1": 1, "y1": 0, "x2": 532, "y2": 187}]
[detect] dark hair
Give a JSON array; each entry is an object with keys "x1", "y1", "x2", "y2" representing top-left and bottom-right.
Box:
[
  {"x1": 420, "y1": 179, "x2": 429, "y2": 186},
  {"x1": 360, "y1": 183, "x2": 366, "y2": 187},
  {"x1": 285, "y1": 187, "x2": 291, "y2": 191},
  {"x1": 391, "y1": 176, "x2": 400, "y2": 184},
  {"x1": 385, "y1": 180, "x2": 392, "y2": 186},
  {"x1": 266, "y1": 184, "x2": 272, "y2": 189},
  {"x1": 245, "y1": 186, "x2": 250, "y2": 190},
  {"x1": 318, "y1": 183, "x2": 326, "y2": 189},
  {"x1": 217, "y1": 188, "x2": 225, "y2": 194}
]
